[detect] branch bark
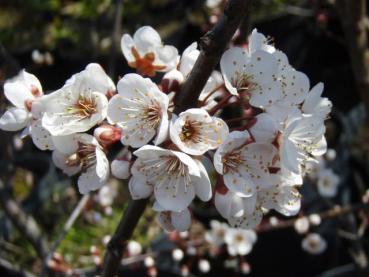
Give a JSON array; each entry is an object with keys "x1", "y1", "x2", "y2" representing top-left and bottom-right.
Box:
[
  {"x1": 101, "y1": 1, "x2": 252, "y2": 276},
  {"x1": 335, "y1": 0, "x2": 369, "y2": 123},
  {"x1": 0, "y1": 180, "x2": 49, "y2": 259},
  {"x1": 101, "y1": 198, "x2": 148, "y2": 277},
  {"x1": 174, "y1": 0, "x2": 252, "y2": 114}
]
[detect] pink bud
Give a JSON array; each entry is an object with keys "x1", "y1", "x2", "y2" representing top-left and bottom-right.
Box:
[{"x1": 94, "y1": 125, "x2": 121, "y2": 146}]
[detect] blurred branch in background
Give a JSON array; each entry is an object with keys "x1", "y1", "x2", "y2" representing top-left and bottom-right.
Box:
[
  {"x1": 108, "y1": 0, "x2": 123, "y2": 77},
  {"x1": 0, "y1": 180, "x2": 49, "y2": 259},
  {"x1": 335, "y1": 0, "x2": 369, "y2": 124}
]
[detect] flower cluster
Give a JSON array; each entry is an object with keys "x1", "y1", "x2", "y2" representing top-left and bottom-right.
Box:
[{"x1": 0, "y1": 26, "x2": 331, "y2": 232}]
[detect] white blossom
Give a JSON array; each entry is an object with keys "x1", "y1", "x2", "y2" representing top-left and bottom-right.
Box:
[
  {"x1": 52, "y1": 133, "x2": 109, "y2": 194},
  {"x1": 301, "y1": 233, "x2": 327, "y2": 255},
  {"x1": 214, "y1": 130, "x2": 276, "y2": 197},
  {"x1": 121, "y1": 26, "x2": 179, "y2": 76},
  {"x1": 129, "y1": 145, "x2": 212, "y2": 211},
  {"x1": 294, "y1": 217, "x2": 310, "y2": 234},
  {"x1": 172, "y1": 248, "x2": 184, "y2": 261},
  {"x1": 41, "y1": 64, "x2": 112, "y2": 136},
  {"x1": 0, "y1": 70, "x2": 55, "y2": 150},
  {"x1": 214, "y1": 189, "x2": 262, "y2": 229},
  {"x1": 198, "y1": 259, "x2": 211, "y2": 273},
  {"x1": 205, "y1": 220, "x2": 229, "y2": 247},
  {"x1": 220, "y1": 47, "x2": 283, "y2": 107},
  {"x1": 279, "y1": 111, "x2": 327, "y2": 174},
  {"x1": 127, "y1": 240, "x2": 142, "y2": 256},
  {"x1": 317, "y1": 168, "x2": 340, "y2": 198},
  {"x1": 224, "y1": 228, "x2": 257, "y2": 256},
  {"x1": 107, "y1": 73, "x2": 169, "y2": 148},
  {"x1": 302, "y1": 82, "x2": 332, "y2": 119},
  {"x1": 170, "y1": 108, "x2": 229, "y2": 155},
  {"x1": 154, "y1": 202, "x2": 191, "y2": 232}
]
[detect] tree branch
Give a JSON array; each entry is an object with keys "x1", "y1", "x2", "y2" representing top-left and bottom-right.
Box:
[
  {"x1": 101, "y1": 198, "x2": 149, "y2": 277},
  {"x1": 0, "y1": 180, "x2": 49, "y2": 259},
  {"x1": 101, "y1": 1, "x2": 252, "y2": 276},
  {"x1": 174, "y1": 0, "x2": 252, "y2": 114}
]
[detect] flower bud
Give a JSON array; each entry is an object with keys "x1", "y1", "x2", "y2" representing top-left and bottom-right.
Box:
[
  {"x1": 94, "y1": 125, "x2": 121, "y2": 146},
  {"x1": 111, "y1": 159, "x2": 130, "y2": 179},
  {"x1": 198, "y1": 259, "x2": 211, "y2": 273},
  {"x1": 144, "y1": 256, "x2": 155, "y2": 267},
  {"x1": 127, "y1": 240, "x2": 142, "y2": 256},
  {"x1": 294, "y1": 217, "x2": 310, "y2": 234},
  {"x1": 161, "y1": 69, "x2": 184, "y2": 94}
]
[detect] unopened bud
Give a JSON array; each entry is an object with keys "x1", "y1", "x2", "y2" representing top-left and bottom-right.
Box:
[
  {"x1": 161, "y1": 69, "x2": 184, "y2": 94},
  {"x1": 294, "y1": 217, "x2": 310, "y2": 234},
  {"x1": 94, "y1": 125, "x2": 121, "y2": 146},
  {"x1": 111, "y1": 159, "x2": 131, "y2": 179}
]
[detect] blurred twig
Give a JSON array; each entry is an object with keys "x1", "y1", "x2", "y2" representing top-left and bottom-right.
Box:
[
  {"x1": 0, "y1": 180, "x2": 49, "y2": 259},
  {"x1": 335, "y1": 0, "x2": 369, "y2": 124},
  {"x1": 43, "y1": 194, "x2": 90, "y2": 273},
  {"x1": 0, "y1": 257, "x2": 36, "y2": 277},
  {"x1": 109, "y1": 0, "x2": 123, "y2": 78}
]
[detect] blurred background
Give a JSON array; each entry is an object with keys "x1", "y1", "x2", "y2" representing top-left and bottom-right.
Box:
[{"x1": 1, "y1": 0, "x2": 369, "y2": 276}]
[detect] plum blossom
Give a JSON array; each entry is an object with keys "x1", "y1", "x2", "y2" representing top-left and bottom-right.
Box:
[
  {"x1": 107, "y1": 74, "x2": 169, "y2": 148},
  {"x1": 214, "y1": 130, "x2": 276, "y2": 197},
  {"x1": 224, "y1": 228, "x2": 257, "y2": 256},
  {"x1": 302, "y1": 82, "x2": 332, "y2": 119},
  {"x1": 0, "y1": 70, "x2": 55, "y2": 150},
  {"x1": 279, "y1": 111, "x2": 327, "y2": 174},
  {"x1": 129, "y1": 145, "x2": 212, "y2": 211},
  {"x1": 52, "y1": 133, "x2": 109, "y2": 194},
  {"x1": 220, "y1": 47, "x2": 283, "y2": 107},
  {"x1": 154, "y1": 202, "x2": 191, "y2": 232},
  {"x1": 301, "y1": 233, "x2": 327, "y2": 255},
  {"x1": 316, "y1": 168, "x2": 340, "y2": 198},
  {"x1": 41, "y1": 64, "x2": 113, "y2": 136},
  {"x1": 214, "y1": 189, "x2": 263, "y2": 229},
  {"x1": 205, "y1": 220, "x2": 229, "y2": 247},
  {"x1": 170, "y1": 108, "x2": 229, "y2": 155},
  {"x1": 121, "y1": 26, "x2": 179, "y2": 76}
]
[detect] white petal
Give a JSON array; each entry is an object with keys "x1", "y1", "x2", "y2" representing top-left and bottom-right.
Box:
[
  {"x1": 95, "y1": 147, "x2": 109, "y2": 180},
  {"x1": 52, "y1": 134, "x2": 79, "y2": 155},
  {"x1": 0, "y1": 107, "x2": 29, "y2": 131},
  {"x1": 121, "y1": 34, "x2": 136, "y2": 63},
  {"x1": 111, "y1": 159, "x2": 131, "y2": 179},
  {"x1": 78, "y1": 167, "x2": 106, "y2": 194},
  {"x1": 228, "y1": 208, "x2": 263, "y2": 229},
  {"x1": 171, "y1": 209, "x2": 191, "y2": 232},
  {"x1": 30, "y1": 119, "x2": 55, "y2": 150},
  {"x1": 192, "y1": 160, "x2": 212, "y2": 202},
  {"x1": 52, "y1": 150, "x2": 81, "y2": 176},
  {"x1": 128, "y1": 176, "x2": 153, "y2": 199},
  {"x1": 249, "y1": 113, "x2": 278, "y2": 143},
  {"x1": 4, "y1": 81, "x2": 34, "y2": 108},
  {"x1": 214, "y1": 190, "x2": 244, "y2": 219},
  {"x1": 154, "y1": 178, "x2": 195, "y2": 212}
]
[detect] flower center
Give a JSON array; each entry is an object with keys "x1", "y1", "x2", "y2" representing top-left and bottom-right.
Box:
[
  {"x1": 66, "y1": 142, "x2": 96, "y2": 171},
  {"x1": 222, "y1": 151, "x2": 242, "y2": 174},
  {"x1": 234, "y1": 234, "x2": 244, "y2": 243},
  {"x1": 142, "y1": 101, "x2": 162, "y2": 129},
  {"x1": 232, "y1": 71, "x2": 256, "y2": 93},
  {"x1": 66, "y1": 95, "x2": 97, "y2": 119},
  {"x1": 129, "y1": 47, "x2": 166, "y2": 77},
  {"x1": 179, "y1": 121, "x2": 202, "y2": 143}
]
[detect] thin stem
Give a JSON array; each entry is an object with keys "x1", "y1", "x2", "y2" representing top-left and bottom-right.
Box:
[
  {"x1": 208, "y1": 94, "x2": 234, "y2": 115},
  {"x1": 199, "y1": 83, "x2": 225, "y2": 106},
  {"x1": 225, "y1": 114, "x2": 253, "y2": 124}
]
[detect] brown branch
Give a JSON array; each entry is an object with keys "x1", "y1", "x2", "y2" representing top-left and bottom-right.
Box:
[
  {"x1": 0, "y1": 180, "x2": 49, "y2": 259},
  {"x1": 101, "y1": 1, "x2": 253, "y2": 276},
  {"x1": 335, "y1": 0, "x2": 369, "y2": 124},
  {"x1": 101, "y1": 198, "x2": 149, "y2": 277},
  {"x1": 174, "y1": 0, "x2": 253, "y2": 114}
]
